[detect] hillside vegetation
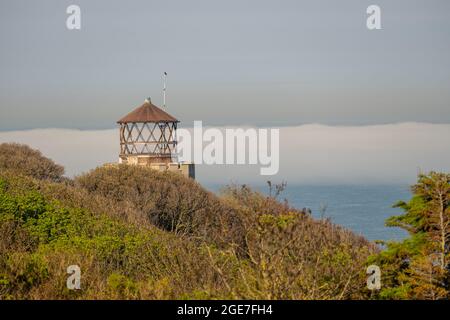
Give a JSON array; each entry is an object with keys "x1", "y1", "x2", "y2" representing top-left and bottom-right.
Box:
[{"x1": 0, "y1": 143, "x2": 376, "y2": 299}]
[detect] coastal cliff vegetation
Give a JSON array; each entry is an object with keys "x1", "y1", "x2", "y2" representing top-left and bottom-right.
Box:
[{"x1": 0, "y1": 143, "x2": 448, "y2": 299}]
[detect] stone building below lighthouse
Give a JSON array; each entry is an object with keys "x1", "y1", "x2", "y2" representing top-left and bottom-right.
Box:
[{"x1": 117, "y1": 97, "x2": 195, "y2": 179}]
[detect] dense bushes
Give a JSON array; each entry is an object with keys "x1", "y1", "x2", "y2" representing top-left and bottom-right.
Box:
[
  {"x1": 0, "y1": 172, "x2": 243, "y2": 299},
  {"x1": 219, "y1": 185, "x2": 374, "y2": 299},
  {"x1": 0, "y1": 143, "x2": 64, "y2": 181},
  {"x1": 75, "y1": 165, "x2": 247, "y2": 251},
  {"x1": 0, "y1": 144, "x2": 376, "y2": 299}
]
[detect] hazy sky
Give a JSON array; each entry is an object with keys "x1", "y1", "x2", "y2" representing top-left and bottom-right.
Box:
[
  {"x1": 1, "y1": 0, "x2": 450, "y2": 130},
  {"x1": 1, "y1": 123, "x2": 449, "y2": 185}
]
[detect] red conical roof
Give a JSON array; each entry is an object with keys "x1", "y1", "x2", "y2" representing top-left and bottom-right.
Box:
[{"x1": 117, "y1": 98, "x2": 178, "y2": 123}]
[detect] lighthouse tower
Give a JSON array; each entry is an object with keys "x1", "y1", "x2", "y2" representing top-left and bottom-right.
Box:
[{"x1": 117, "y1": 97, "x2": 194, "y2": 179}]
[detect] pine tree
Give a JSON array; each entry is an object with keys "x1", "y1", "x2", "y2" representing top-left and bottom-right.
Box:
[{"x1": 369, "y1": 172, "x2": 450, "y2": 299}]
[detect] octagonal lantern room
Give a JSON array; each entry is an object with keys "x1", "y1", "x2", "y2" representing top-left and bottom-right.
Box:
[{"x1": 117, "y1": 97, "x2": 179, "y2": 165}]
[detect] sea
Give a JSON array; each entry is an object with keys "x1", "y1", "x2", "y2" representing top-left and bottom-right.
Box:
[{"x1": 205, "y1": 184, "x2": 411, "y2": 242}]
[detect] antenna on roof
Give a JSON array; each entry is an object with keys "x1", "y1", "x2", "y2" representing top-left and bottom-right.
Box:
[{"x1": 163, "y1": 72, "x2": 167, "y2": 108}]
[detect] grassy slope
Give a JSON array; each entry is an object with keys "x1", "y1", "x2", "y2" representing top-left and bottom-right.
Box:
[{"x1": 0, "y1": 143, "x2": 376, "y2": 299}]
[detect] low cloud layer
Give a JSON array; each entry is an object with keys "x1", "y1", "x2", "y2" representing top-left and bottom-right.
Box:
[{"x1": 1, "y1": 122, "x2": 449, "y2": 186}]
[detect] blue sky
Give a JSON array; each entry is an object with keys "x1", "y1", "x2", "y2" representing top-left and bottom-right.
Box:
[{"x1": 1, "y1": 0, "x2": 450, "y2": 130}]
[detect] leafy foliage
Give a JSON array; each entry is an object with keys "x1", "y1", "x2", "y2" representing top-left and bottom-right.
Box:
[{"x1": 0, "y1": 144, "x2": 375, "y2": 299}]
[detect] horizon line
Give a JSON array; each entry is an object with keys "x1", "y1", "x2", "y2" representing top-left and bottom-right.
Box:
[{"x1": 2, "y1": 121, "x2": 450, "y2": 133}]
